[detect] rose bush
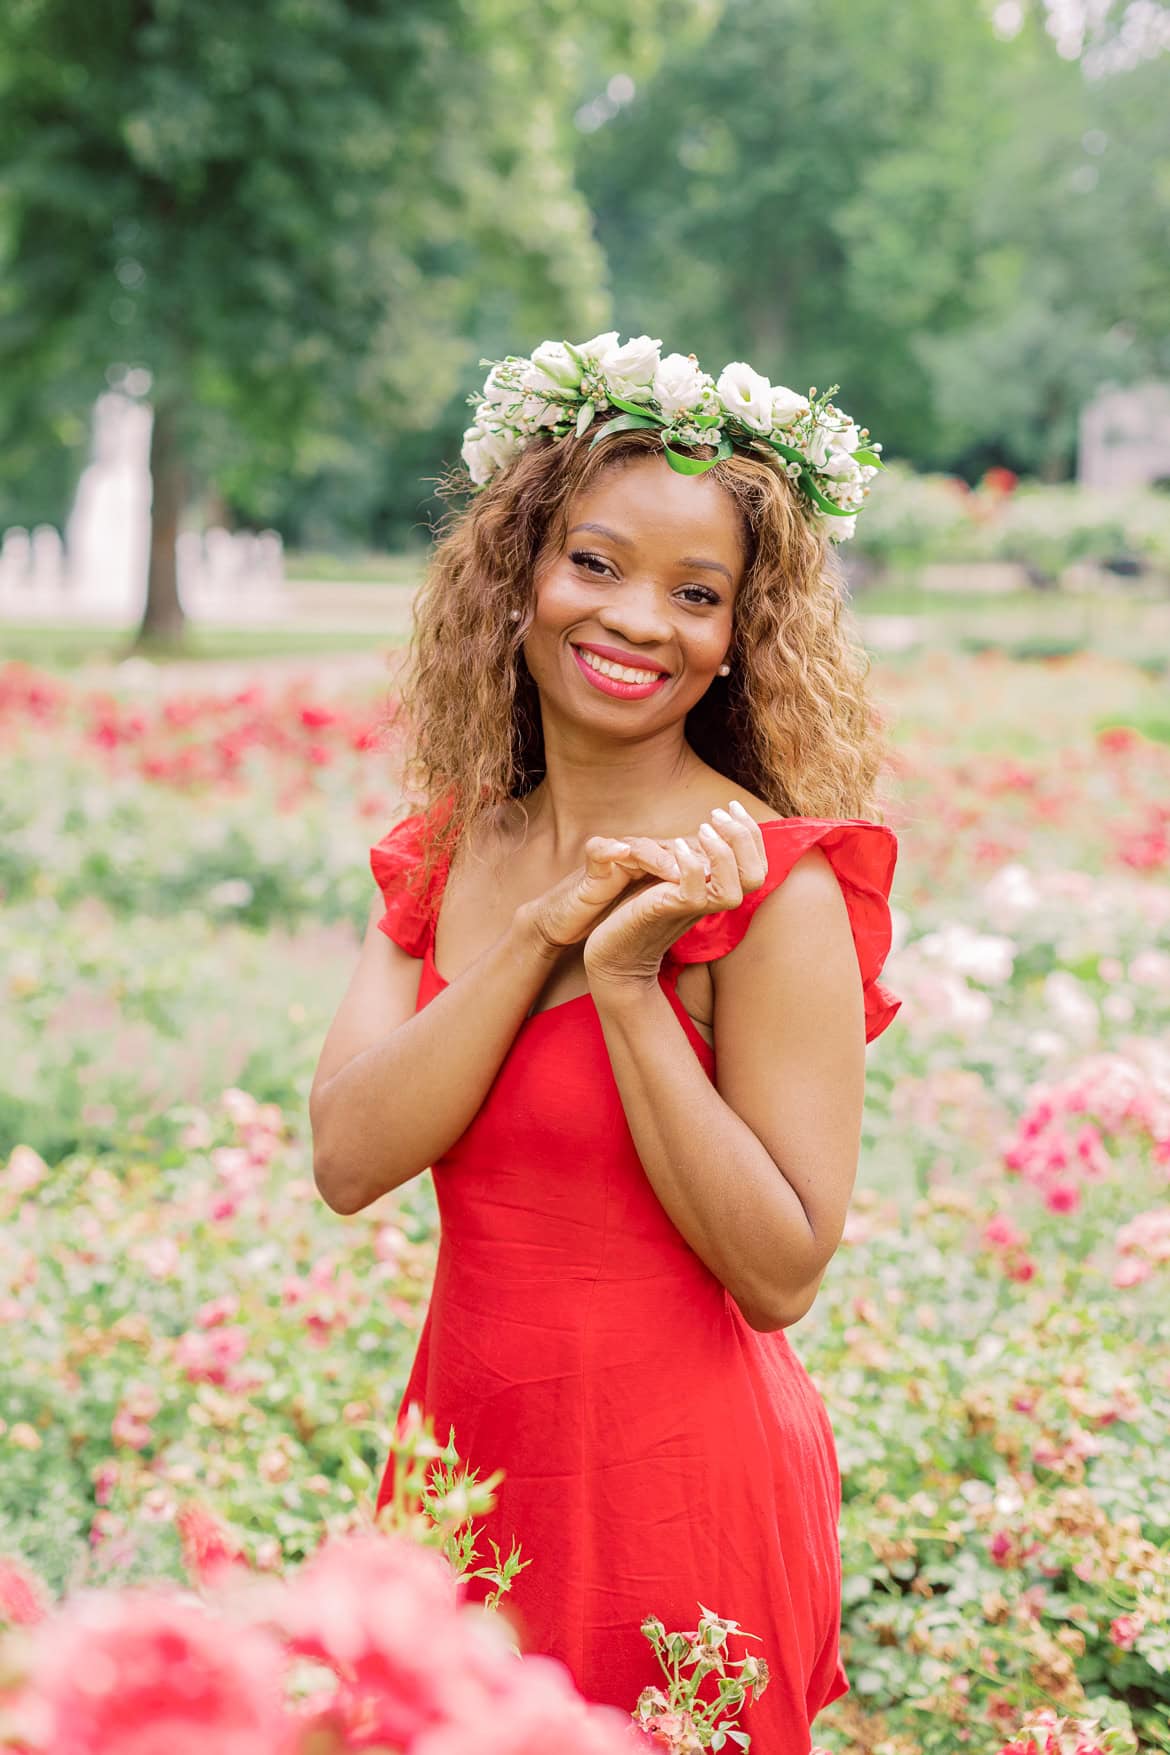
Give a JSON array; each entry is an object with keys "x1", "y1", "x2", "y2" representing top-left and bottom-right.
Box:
[{"x1": 2, "y1": 653, "x2": 1169, "y2": 1752}]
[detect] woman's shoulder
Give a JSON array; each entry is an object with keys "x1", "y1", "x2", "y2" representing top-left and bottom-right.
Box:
[
  {"x1": 670, "y1": 805, "x2": 902, "y2": 1045},
  {"x1": 368, "y1": 795, "x2": 459, "y2": 956}
]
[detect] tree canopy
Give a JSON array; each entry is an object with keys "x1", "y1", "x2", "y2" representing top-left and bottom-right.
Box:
[{"x1": 1, "y1": 0, "x2": 1167, "y2": 575}]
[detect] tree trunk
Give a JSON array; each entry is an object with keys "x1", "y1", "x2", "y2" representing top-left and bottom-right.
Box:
[{"x1": 136, "y1": 400, "x2": 187, "y2": 646}]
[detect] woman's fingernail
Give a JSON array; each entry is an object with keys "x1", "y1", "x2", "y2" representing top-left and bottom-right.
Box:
[
  {"x1": 698, "y1": 821, "x2": 718, "y2": 839},
  {"x1": 729, "y1": 800, "x2": 750, "y2": 817},
  {"x1": 711, "y1": 807, "x2": 732, "y2": 823}
]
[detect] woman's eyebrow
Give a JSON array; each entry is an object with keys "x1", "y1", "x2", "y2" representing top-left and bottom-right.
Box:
[
  {"x1": 567, "y1": 521, "x2": 632, "y2": 546},
  {"x1": 568, "y1": 522, "x2": 732, "y2": 583}
]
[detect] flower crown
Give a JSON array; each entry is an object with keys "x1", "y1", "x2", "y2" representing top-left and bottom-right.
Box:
[{"x1": 459, "y1": 332, "x2": 884, "y2": 542}]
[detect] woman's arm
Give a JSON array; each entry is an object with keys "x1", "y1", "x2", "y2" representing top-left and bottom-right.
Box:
[
  {"x1": 311, "y1": 834, "x2": 681, "y2": 1214},
  {"x1": 589, "y1": 847, "x2": 866, "y2": 1331}
]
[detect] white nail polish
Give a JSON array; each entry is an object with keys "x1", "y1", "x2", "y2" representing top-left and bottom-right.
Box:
[{"x1": 711, "y1": 807, "x2": 731, "y2": 822}]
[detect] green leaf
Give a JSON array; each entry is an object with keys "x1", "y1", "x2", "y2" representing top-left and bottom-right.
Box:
[
  {"x1": 762, "y1": 435, "x2": 807, "y2": 467},
  {"x1": 800, "y1": 473, "x2": 857, "y2": 517},
  {"x1": 852, "y1": 447, "x2": 885, "y2": 468},
  {"x1": 662, "y1": 434, "x2": 734, "y2": 474},
  {"x1": 588, "y1": 412, "x2": 661, "y2": 449},
  {"x1": 605, "y1": 390, "x2": 665, "y2": 421},
  {"x1": 693, "y1": 411, "x2": 723, "y2": 428},
  {"x1": 575, "y1": 401, "x2": 596, "y2": 437}
]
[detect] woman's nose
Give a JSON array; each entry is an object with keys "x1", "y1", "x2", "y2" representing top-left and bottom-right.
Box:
[{"x1": 596, "y1": 582, "x2": 673, "y2": 644}]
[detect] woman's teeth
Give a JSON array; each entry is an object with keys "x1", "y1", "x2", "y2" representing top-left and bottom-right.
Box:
[{"x1": 575, "y1": 647, "x2": 665, "y2": 685}]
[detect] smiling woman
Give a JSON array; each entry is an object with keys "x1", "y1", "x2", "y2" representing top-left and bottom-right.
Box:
[{"x1": 310, "y1": 388, "x2": 901, "y2": 1752}]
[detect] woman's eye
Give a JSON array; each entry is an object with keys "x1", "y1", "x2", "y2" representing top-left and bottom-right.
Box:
[
  {"x1": 569, "y1": 550, "x2": 610, "y2": 576},
  {"x1": 679, "y1": 585, "x2": 721, "y2": 606}
]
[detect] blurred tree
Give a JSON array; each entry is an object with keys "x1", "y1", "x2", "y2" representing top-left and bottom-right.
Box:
[
  {"x1": 577, "y1": 0, "x2": 1170, "y2": 481},
  {"x1": 0, "y1": 0, "x2": 696, "y2": 641}
]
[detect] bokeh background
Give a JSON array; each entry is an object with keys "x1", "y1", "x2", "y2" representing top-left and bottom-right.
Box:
[{"x1": 2, "y1": 5, "x2": 1170, "y2": 1754}]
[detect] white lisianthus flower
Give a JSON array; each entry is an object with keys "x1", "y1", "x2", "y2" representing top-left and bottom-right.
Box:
[
  {"x1": 822, "y1": 450, "x2": 864, "y2": 484},
  {"x1": 834, "y1": 420, "x2": 862, "y2": 453},
  {"x1": 575, "y1": 330, "x2": 621, "y2": 365},
  {"x1": 769, "y1": 385, "x2": 809, "y2": 429},
  {"x1": 673, "y1": 422, "x2": 723, "y2": 448},
  {"x1": 523, "y1": 341, "x2": 582, "y2": 394},
  {"x1": 517, "y1": 395, "x2": 562, "y2": 433},
  {"x1": 829, "y1": 513, "x2": 858, "y2": 542},
  {"x1": 716, "y1": 362, "x2": 773, "y2": 434},
  {"x1": 461, "y1": 422, "x2": 523, "y2": 486},
  {"x1": 652, "y1": 352, "x2": 712, "y2": 419},
  {"x1": 597, "y1": 333, "x2": 662, "y2": 399},
  {"x1": 481, "y1": 363, "x2": 519, "y2": 410},
  {"x1": 803, "y1": 422, "x2": 836, "y2": 468}
]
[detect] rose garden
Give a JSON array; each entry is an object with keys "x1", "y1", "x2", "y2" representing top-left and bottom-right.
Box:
[{"x1": 1, "y1": 636, "x2": 1167, "y2": 1754}]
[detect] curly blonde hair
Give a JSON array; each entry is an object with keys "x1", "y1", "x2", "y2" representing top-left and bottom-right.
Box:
[{"x1": 379, "y1": 425, "x2": 895, "y2": 892}]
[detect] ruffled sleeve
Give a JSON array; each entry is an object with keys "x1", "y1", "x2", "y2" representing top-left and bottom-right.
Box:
[
  {"x1": 667, "y1": 817, "x2": 902, "y2": 1045},
  {"x1": 368, "y1": 802, "x2": 453, "y2": 958}
]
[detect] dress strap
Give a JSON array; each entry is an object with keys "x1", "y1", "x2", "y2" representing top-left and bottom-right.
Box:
[
  {"x1": 666, "y1": 817, "x2": 902, "y2": 1045},
  {"x1": 368, "y1": 797, "x2": 455, "y2": 959}
]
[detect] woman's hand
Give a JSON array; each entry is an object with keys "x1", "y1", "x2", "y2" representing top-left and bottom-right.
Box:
[
  {"x1": 583, "y1": 800, "x2": 769, "y2": 987},
  {"x1": 525, "y1": 835, "x2": 684, "y2": 955}
]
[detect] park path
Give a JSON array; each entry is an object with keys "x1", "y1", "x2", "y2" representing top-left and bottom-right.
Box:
[{"x1": 76, "y1": 645, "x2": 406, "y2": 696}]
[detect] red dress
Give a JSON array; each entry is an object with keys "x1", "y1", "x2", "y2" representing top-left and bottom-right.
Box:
[{"x1": 369, "y1": 808, "x2": 901, "y2": 1753}]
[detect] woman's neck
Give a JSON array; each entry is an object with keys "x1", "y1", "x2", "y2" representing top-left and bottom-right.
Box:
[{"x1": 522, "y1": 724, "x2": 711, "y2": 859}]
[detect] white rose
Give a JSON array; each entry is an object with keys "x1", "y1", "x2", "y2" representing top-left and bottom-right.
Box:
[
  {"x1": 769, "y1": 385, "x2": 809, "y2": 429},
  {"x1": 461, "y1": 422, "x2": 523, "y2": 485},
  {"x1": 596, "y1": 333, "x2": 662, "y2": 399},
  {"x1": 652, "y1": 352, "x2": 711, "y2": 419},
  {"x1": 523, "y1": 341, "x2": 583, "y2": 394},
  {"x1": 716, "y1": 362, "x2": 773, "y2": 434},
  {"x1": 835, "y1": 420, "x2": 862, "y2": 453}
]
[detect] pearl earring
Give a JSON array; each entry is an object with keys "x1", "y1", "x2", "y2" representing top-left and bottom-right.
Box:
[
  {"x1": 717, "y1": 662, "x2": 730, "y2": 677},
  {"x1": 508, "y1": 609, "x2": 521, "y2": 622}
]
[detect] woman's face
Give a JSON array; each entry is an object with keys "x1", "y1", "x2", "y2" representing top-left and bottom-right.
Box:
[{"x1": 523, "y1": 453, "x2": 746, "y2": 731}]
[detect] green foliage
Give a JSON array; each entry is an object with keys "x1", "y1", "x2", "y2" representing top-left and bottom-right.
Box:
[
  {"x1": 0, "y1": 0, "x2": 689, "y2": 541},
  {"x1": 577, "y1": 0, "x2": 1170, "y2": 481}
]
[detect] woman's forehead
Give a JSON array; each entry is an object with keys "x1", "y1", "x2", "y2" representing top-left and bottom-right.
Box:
[{"x1": 565, "y1": 456, "x2": 745, "y2": 566}]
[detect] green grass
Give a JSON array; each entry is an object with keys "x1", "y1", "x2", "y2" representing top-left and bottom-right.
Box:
[
  {"x1": 0, "y1": 624, "x2": 406, "y2": 669},
  {"x1": 283, "y1": 550, "x2": 424, "y2": 586}
]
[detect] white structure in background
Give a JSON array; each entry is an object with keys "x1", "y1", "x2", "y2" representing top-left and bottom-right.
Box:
[
  {"x1": 0, "y1": 391, "x2": 285, "y2": 625},
  {"x1": 1078, "y1": 380, "x2": 1170, "y2": 491}
]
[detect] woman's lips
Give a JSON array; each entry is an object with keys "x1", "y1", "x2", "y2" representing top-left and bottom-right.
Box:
[{"x1": 570, "y1": 643, "x2": 671, "y2": 701}]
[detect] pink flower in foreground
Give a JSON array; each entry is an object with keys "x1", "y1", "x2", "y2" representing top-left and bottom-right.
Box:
[
  {"x1": 0, "y1": 1554, "x2": 48, "y2": 1626},
  {"x1": 278, "y1": 1531, "x2": 496, "y2": 1747},
  {"x1": 27, "y1": 1588, "x2": 289, "y2": 1755},
  {"x1": 413, "y1": 1653, "x2": 642, "y2": 1754}
]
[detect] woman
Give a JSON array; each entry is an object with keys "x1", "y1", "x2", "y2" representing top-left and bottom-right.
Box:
[{"x1": 310, "y1": 335, "x2": 902, "y2": 1752}]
